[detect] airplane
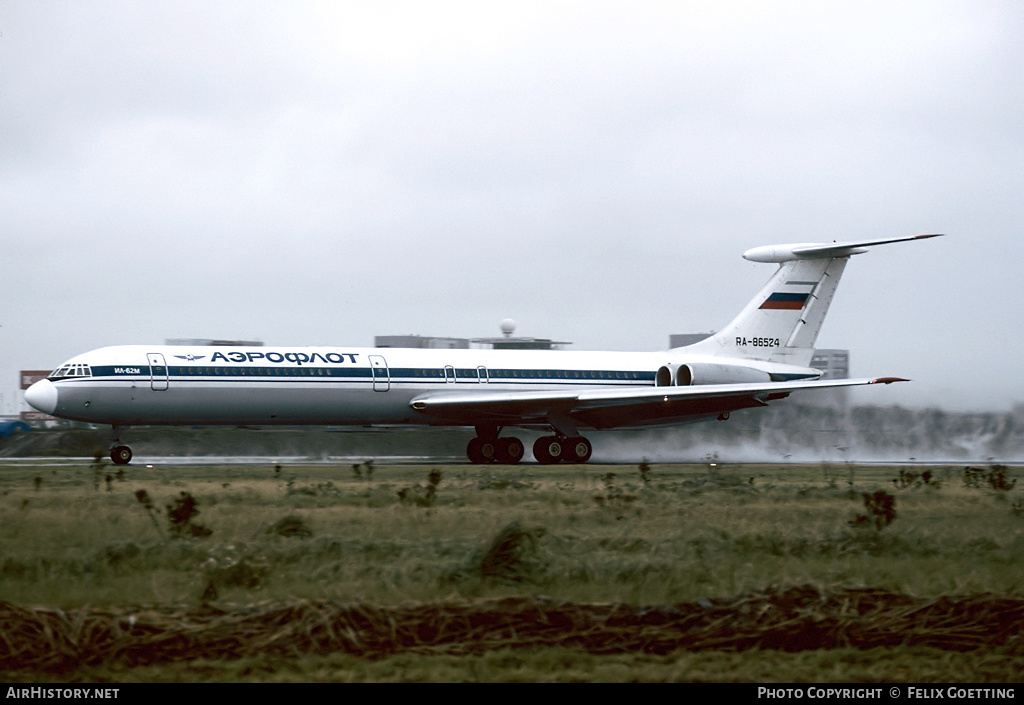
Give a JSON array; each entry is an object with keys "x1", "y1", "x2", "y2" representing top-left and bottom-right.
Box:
[{"x1": 24, "y1": 234, "x2": 941, "y2": 465}]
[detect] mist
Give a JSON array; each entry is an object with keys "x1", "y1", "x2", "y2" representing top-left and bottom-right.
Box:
[{"x1": 592, "y1": 402, "x2": 1024, "y2": 464}]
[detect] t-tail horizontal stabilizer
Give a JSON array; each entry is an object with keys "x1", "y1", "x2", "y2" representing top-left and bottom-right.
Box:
[
  {"x1": 681, "y1": 234, "x2": 943, "y2": 367},
  {"x1": 742, "y1": 233, "x2": 944, "y2": 263}
]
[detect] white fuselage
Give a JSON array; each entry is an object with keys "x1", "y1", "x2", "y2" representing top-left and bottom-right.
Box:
[{"x1": 27, "y1": 344, "x2": 812, "y2": 428}]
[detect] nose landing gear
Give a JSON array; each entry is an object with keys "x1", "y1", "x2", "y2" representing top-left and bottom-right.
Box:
[
  {"x1": 110, "y1": 445, "x2": 133, "y2": 465},
  {"x1": 109, "y1": 426, "x2": 133, "y2": 465}
]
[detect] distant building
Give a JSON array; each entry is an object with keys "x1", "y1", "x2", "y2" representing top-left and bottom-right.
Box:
[
  {"x1": 472, "y1": 319, "x2": 570, "y2": 350},
  {"x1": 802, "y1": 346, "x2": 851, "y2": 407},
  {"x1": 669, "y1": 332, "x2": 714, "y2": 348},
  {"x1": 19, "y1": 370, "x2": 53, "y2": 422},
  {"x1": 375, "y1": 335, "x2": 469, "y2": 349},
  {"x1": 21, "y1": 371, "x2": 51, "y2": 389},
  {"x1": 809, "y1": 349, "x2": 850, "y2": 379},
  {"x1": 471, "y1": 335, "x2": 570, "y2": 350},
  {"x1": 806, "y1": 348, "x2": 851, "y2": 408},
  {"x1": 166, "y1": 339, "x2": 263, "y2": 346},
  {"x1": 377, "y1": 320, "x2": 572, "y2": 351}
]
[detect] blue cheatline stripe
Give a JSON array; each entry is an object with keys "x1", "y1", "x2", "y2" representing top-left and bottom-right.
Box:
[{"x1": 85, "y1": 365, "x2": 659, "y2": 384}]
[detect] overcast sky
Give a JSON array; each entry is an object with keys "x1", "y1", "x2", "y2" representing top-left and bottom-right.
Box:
[{"x1": 2, "y1": 1, "x2": 1022, "y2": 414}]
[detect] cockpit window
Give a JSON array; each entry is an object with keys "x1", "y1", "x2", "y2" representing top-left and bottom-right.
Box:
[{"x1": 48, "y1": 364, "x2": 93, "y2": 380}]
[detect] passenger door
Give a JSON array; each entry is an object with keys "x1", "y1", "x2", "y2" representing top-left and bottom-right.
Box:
[
  {"x1": 147, "y1": 353, "x2": 169, "y2": 391},
  {"x1": 369, "y1": 355, "x2": 390, "y2": 392}
]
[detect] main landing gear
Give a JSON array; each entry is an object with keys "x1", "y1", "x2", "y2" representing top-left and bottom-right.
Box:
[
  {"x1": 532, "y1": 435, "x2": 592, "y2": 464},
  {"x1": 466, "y1": 435, "x2": 525, "y2": 464},
  {"x1": 465, "y1": 427, "x2": 593, "y2": 464}
]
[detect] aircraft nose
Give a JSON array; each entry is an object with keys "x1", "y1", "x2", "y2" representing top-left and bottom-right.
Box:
[{"x1": 25, "y1": 379, "x2": 58, "y2": 415}]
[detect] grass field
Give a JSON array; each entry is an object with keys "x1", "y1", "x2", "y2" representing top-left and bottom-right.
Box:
[{"x1": 0, "y1": 459, "x2": 1021, "y2": 681}]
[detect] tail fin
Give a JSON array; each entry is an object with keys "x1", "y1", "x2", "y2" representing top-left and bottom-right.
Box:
[{"x1": 681, "y1": 234, "x2": 942, "y2": 366}]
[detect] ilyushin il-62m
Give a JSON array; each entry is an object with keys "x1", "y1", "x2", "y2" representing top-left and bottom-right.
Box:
[{"x1": 26, "y1": 235, "x2": 940, "y2": 465}]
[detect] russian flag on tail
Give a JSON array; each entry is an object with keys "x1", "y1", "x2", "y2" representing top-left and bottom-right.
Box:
[{"x1": 760, "y1": 292, "x2": 810, "y2": 310}]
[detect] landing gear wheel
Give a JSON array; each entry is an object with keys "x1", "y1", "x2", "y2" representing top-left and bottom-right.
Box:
[
  {"x1": 565, "y1": 436, "x2": 593, "y2": 464},
  {"x1": 110, "y1": 445, "x2": 133, "y2": 465},
  {"x1": 467, "y1": 437, "x2": 499, "y2": 464},
  {"x1": 496, "y1": 437, "x2": 524, "y2": 464},
  {"x1": 533, "y1": 436, "x2": 563, "y2": 464}
]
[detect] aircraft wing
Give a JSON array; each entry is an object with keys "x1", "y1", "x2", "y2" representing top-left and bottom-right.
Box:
[{"x1": 409, "y1": 377, "x2": 906, "y2": 433}]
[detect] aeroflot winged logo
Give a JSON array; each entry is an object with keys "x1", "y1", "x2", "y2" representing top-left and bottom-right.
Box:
[{"x1": 173, "y1": 354, "x2": 206, "y2": 362}]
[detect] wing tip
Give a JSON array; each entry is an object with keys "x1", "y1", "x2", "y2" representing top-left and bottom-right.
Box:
[{"x1": 870, "y1": 376, "x2": 910, "y2": 385}]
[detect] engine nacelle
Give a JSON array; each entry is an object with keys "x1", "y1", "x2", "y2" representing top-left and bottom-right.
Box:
[
  {"x1": 656, "y1": 362, "x2": 771, "y2": 386},
  {"x1": 685, "y1": 362, "x2": 771, "y2": 385}
]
